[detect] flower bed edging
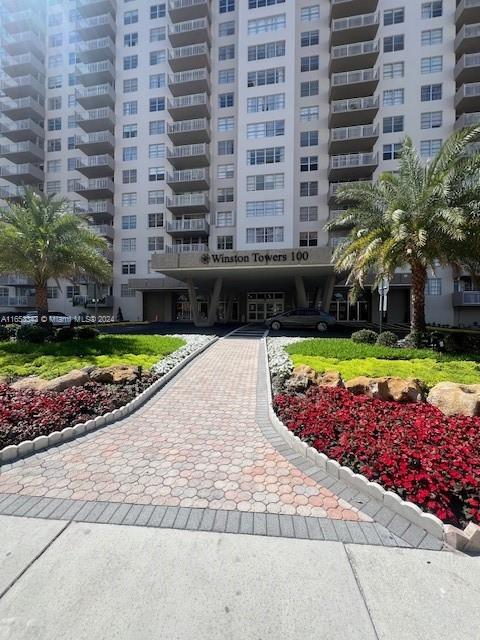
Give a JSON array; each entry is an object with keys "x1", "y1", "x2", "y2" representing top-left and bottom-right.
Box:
[
  {"x1": 263, "y1": 337, "x2": 447, "y2": 542},
  {"x1": 0, "y1": 335, "x2": 218, "y2": 466}
]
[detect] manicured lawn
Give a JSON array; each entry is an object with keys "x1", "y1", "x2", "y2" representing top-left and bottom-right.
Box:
[
  {"x1": 287, "y1": 339, "x2": 480, "y2": 388},
  {"x1": 0, "y1": 334, "x2": 185, "y2": 379}
]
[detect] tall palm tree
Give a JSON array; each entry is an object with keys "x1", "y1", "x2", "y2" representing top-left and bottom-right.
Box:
[
  {"x1": 326, "y1": 127, "x2": 480, "y2": 336},
  {"x1": 0, "y1": 190, "x2": 112, "y2": 324}
]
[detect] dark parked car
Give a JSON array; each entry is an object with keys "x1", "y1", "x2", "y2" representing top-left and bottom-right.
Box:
[{"x1": 265, "y1": 308, "x2": 336, "y2": 332}]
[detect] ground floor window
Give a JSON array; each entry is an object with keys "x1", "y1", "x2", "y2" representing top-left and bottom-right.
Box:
[{"x1": 247, "y1": 292, "x2": 284, "y2": 322}]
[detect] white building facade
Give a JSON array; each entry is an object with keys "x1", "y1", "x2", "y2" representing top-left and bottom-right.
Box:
[{"x1": 0, "y1": 0, "x2": 479, "y2": 327}]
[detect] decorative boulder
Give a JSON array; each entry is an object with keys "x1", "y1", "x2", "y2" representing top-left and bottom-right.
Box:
[
  {"x1": 90, "y1": 365, "x2": 140, "y2": 384},
  {"x1": 11, "y1": 376, "x2": 50, "y2": 392},
  {"x1": 285, "y1": 365, "x2": 318, "y2": 392},
  {"x1": 345, "y1": 376, "x2": 422, "y2": 403},
  {"x1": 317, "y1": 371, "x2": 344, "y2": 388},
  {"x1": 345, "y1": 376, "x2": 374, "y2": 396},
  {"x1": 427, "y1": 382, "x2": 480, "y2": 417},
  {"x1": 11, "y1": 369, "x2": 89, "y2": 393}
]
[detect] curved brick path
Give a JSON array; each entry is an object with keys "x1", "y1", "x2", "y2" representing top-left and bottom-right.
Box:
[{"x1": 0, "y1": 337, "x2": 368, "y2": 521}]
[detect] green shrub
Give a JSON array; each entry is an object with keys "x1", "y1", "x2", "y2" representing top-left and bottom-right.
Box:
[
  {"x1": 75, "y1": 325, "x2": 100, "y2": 340},
  {"x1": 351, "y1": 329, "x2": 378, "y2": 345},
  {"x1": 16, "y1": 324, "x2": 51, "y2": 344},
  {"x1": 376, "y1": 331, "x2": 398, "y2": 347},
  {"x1": 0, "y1": 325, "x2": 15, "y2": 341},
  {"x1": 403, "y1": 331, "x2": 429, "y2": 349},
  {"x1": 54, "y1": 326, "x2": 76, "y2": 342}
]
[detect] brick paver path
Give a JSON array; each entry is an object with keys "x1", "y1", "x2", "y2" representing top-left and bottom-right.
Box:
[{"x1": 0, "y1": 338, "x2": 370, "y2": 521}]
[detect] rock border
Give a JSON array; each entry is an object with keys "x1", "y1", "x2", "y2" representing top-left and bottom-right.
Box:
[
  {"x1": 264, "y1": 337, "x2": 480, "y2": 553},
  {"x1": 0, "y1": 335, "x2": 218, "y2": 466}
]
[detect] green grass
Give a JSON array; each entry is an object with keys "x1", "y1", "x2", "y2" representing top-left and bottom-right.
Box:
[
  {"x1": 0, "y1": 334, "x2": 185, "y2": 380},
  {"x1": 287, "y1": 339, "x2": 480, "y2": 388}
]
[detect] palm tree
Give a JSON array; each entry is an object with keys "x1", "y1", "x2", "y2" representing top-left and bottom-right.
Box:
[
  {"x1": 0, "y1": 189, "x2": 112, "y2": 324},
  {"x1": 326, "y1": 127, "x2": 480, "y2": 336}
]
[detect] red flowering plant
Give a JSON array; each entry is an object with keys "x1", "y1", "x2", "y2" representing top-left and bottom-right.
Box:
[{"x1": 274, "y1": 386, "x2": 480, "y2": 527}]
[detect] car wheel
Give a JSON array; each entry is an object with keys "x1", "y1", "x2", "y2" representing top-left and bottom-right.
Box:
[
  {"x1": 316, "y1": 321, "x2": 328, "y2": 332},
  {"x1": 270, "y1": 321, "x2": 282, "y2": 331}
]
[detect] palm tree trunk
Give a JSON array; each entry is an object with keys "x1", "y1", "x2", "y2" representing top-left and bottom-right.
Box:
[
  {"x1": 410, "y1": 263, "x2": 427, "y2": 333},
  {"x1": 35, "y1": 284, "x2": 49, "y2": 325}
]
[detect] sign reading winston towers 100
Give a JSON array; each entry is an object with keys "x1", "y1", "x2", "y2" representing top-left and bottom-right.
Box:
[{"x1": 200, "y1": 250, "x2": 310, "y2": 266}]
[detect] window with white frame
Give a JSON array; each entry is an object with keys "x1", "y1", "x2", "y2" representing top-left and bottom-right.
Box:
[
  {"x1": 148, "y1": 190, "x2": 164, "y2": 204},
  {"x1": 383, "y1": 88, "x2": 405, "y2": 105},
  {"x1": 420, "y1": 139, "x2": 442, "y2": 157},
  {"x1": 216, "y1": 211, "x2": 234, "y2": 227},
  {"x1": 300, "y1": 80, "x2": 319, "y2": 97},
  {"x1": 422, "y1": 1, "x2": 442, "y2": 18},
  {"x1": 150, "y1": 27, "x2": 166, "y2": 42},
  {"x1": 148, "y1": 213, "x2": 164, "y2": 228},
  {"x1": 218, "y1": 140, "x2": 234, "y2": 155},
  {"x1": 300, "y1": 156, "x2": 318, "y2": 171},
  {"x1": 421, "y1": 56, "x2": 442, "y2": 73},
  {"x1": 421, "y1": 28, "x2": 442, "y2": 45},
  {"x1": 301, "y1": 30, "x2": 319, "y2": 47},
  {"x1": 123, "y1": 124, "x2": 137, "y2": 139},
  {"x1": 248, "y1": 67, "x2": 285, "y2": 87},
  {"x1": 421, "y1": 111, "x2": 442, "y2": 129},
  {"x1": 248, "y1": 14, "x2": 286, "y2": 35},
  {"x1": 248, "y1": 40, "x2": 285, "y2": 61},
  {"x1": 217, "y1": 236, "x2": 233, "y2": 250},
  {"x1": 299, "y1": 206, "x2": 318, "y2": 222},
  {"x1": 247, "y1": 174, "x2": 284, "y2": 191},
  {"x1": 217, "y1": 164, "x2": 234, "y2": 179},
  {"x1": 123, "y1": 78, "x2": 138, "y2": 93},
  {"x1": 300, "y1": 106, "x2": 319, "y2": 121},
  {"x1": 219, "y1": 20, "x2": 235, "y2": 36},
  {"x1": 426, "y1": 278, "x2": 442, "y2": 295},
  {"x1": 121, "y1": 262, "x2": 136, "y2": 275},
  {"x1": 421, "y1": 83, "x2": 442, "y2": 101},
  {"x1": 384, "y1": 35, "x2": 404, "y2": 52},
  {"x1": 149, "y1": 120, "x2": 165, "y2": 135},
  {"x1": 246, "y1": 120, "x2": 284, "y2": 139},
  {"x1": 247, "y1": 93, "x2": 285, "y2": 113},
  {"x1": 300, "y1": 55, "x2": 319, "y2": 72},
  {"x1": 384, "y1": 8, "x2": 404, "y2": 25},
  {"x1": 246, "y1": 200, "x2": 284, "y2": 217},
  {"x1": 300, "y1": 181, "x2": 318, "y2": 196},
  {"x1": 218, "y1": 116, "x2": 235, "y2": 131},
  {"x1": 149, "y1": 144, "x2": 165, "y2": 159},
  {"x1": 383, "y1": 61, "x2": 405, "y2": 78},
  {"x1": 383, "y1": 115, "x2": 404, "y2": 133},
  {"x1": 219, "y1": 68, "x2": 235, "y2": 84},
  {"x1": 247, "y1": 146, "x2": 284, "y2": 165},
  {"x1": 219, "y1": 44, "x2": 235, "y2": 60},
  {"x1": 383, "y1": 143, "x2": 402, "y2": 160},
  {"x1": 149, "y1": 167, "x2": 165, "y2": 181},
  {"x1": 217, "y1": 187, "x2": 234, "y2": 203},
  {"x1": 148, "y1": 236, "x2": 164, "y2": 251},
  {"x1": 301, "y1": 5, "x2": 320, "y2": 22},
  {"x1": 299, "y1": 231, "x2": 318, "y2": 247},
  {"x1": 122, "y1": 214, "x2": 137, "y2": 229},
  {"x1": 122, "y1": 192, "x2": 137, "y2": 206},
  {"x1": 121, "y1": 238, "x2": 136, "y2": 251},
  {"x1": 123, "y1": 147, "x2": 137, "y2": 161},
  {"x1": 121, "y1": 284, "x2": 136, "y2": 298},
  {"x1": 149, "y1": 73, "x2": 166, "y2": 89}
]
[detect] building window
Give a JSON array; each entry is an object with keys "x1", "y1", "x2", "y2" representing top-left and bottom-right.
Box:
[
  {"x1": 47, "y1": 159, "x2": 61, "y2": 173},
  {"x1": 149, "y1": 97, "x2": 165, "y2": 112},
  {"x1": 246, "y1": 120, "x2": 284, "y2": 139},
  {"x1": 248, "y1": 67, "x2": 285, "y2": 87},
  {"x1": 300, "y1": 80, "x2": 319, "y2": 97},
  {"x1": 219, "y1": 69, "x2": 235, "y2": 84},
  {"x1": 150, "y1": 4, "x2": 166, "y2": 19},
  {"x1": 383, "y1": 89, "x2": 405, "y2": 106},
  {"x1": 300, "y1": 55, "x2": 319, "y2": 72},
  {"x1": 301, "y1": 30, "x2": 319, "y2": 47},
  {"x1": 218, "y1": 140, "x2": 234, "y2": 155},
  {"x1": 149, "y1": 144, "x2": 165, "y2": 159},
  {"x1": 121, "y1": 262, "x2": 136, "y2": 275},
  {"x1": 122, "y1": 215, "x2": 137, "y2": 230},
  {"x1": 150, "y1": 50, "x2": 166, "y2": 65},
  {"x1": 148, "y1": 237, "x2": 164, "y2": 251},
  {"x1": 123, "y1": 101, "x2": 138, "y2": 115},
  {"x1": 148, "y1": 167, "x2": 165, "y2": 182},
  {"x1": 248, "y1": 41, "x2": 285, "y2": 61},
  {"x1": 219, "y1": 0, "x2": 235, "y2": 13},
  {"x1": 426, "y1": 278, "x2": 442, "y2": 295},
  {"x1": 217, "y1": 236, "x2": 233, "y2": 250},
  {"x1": 422, "y1": 1, "x2": 442, "y2": 19},
  {"x1": 299, "y1": 206, "x2": 318, "y2": 222},
  {"x1": 122, "y1": 169, "x2": 137, "y2": 184},
  {"x1": 420, "y1": 139, "x2": 442, "y2": 158},
  {"x1": 219, "y1": 21, "x2": 235, "y2": 36},
  {"x1": 247, "y1": 93, "x2": 285, "y2": 113},
  {"x1": 247, "y1": 174, "x2": 284, "y2": 191},
  {"x1": 66, "y1": 285, "x2": 81, "y2": 298},
  {"x1": 248, "y1": 14, "x2": 286, "y2": 35},
  {"x1": 123, "y1": 124, "x2": 138, "y2": 139},
  {"x1": 383, "y1": 115, "x2": 404, "y2": 133},
  {"x1": 219, "y1": 93, "x2": 234, "y2": 108},
  {"x1": 48, "y1": 76, "x2": 62, "y2": 89},
  {"x1": 219, "y1": 45, "x2": 235, "y2": 60},
  {"x1": 150, "y1": 27, "x2": 166, "y2": 42},
  {"x1": 124, "y1": 9, "x2": 138, "y2": 24},
  {"x1": 149, "y1": 120, "x2": 165, "y2": 135},
  {"x1": 246, "y1": 226, "x2": 284, "y2": 243},
  {"x1": 300, "y1": 130, "x2": 319, "y2": 146},
  {"x1": 47, "y1": 286, "x2": 59, "y2": 299},
  {"x1": 148, "y1": 190, "x2": 164, "y2": 204},
  {"x1": 123, "y1": 147, "x2": 137, "y2": 161},
  {"x1": 247, "y1": 147, "x2": 285, "y2": 165},
  {"x1": 124, "y1": 32, "x2": 138, "y2": 47},
  {"x1": 300, "y1": 106, "x2": 319, "y2": 121},
  {"x1": 148, "y1": 213, "x2": 164, "y2": 228},
  {"x1": 383, "y1": 143, "x2": 402, "y2": 160},
  {"x1": 300, "y1": 156, "x2": 318, "y2": 172},
  {"x1": 123, "y1": 55, "x2": 138, "y2": 70},
  {"x1": 47, "y1": 139, "x2": 61, "y2": 152},
  {"x1": 383, "y1": 61, "x2": 405, "y2": 79},
  {"x1": 217, "y1": 187, "x2": 234, "y2": 203},
  {"x1": 384, "y1": 8, "x2": 404, "y2": 25},
  {"x1": 217, "y1": 164, "x2": 234, "y2": 179},
  {"x1": 122, "y1": 192, "x2": 137, "y2": 206},
  {"x1": 300, "y1": 5, "x2": 320, "y2": 22},
  {"x1": 384, "y1": 35, "x2": 404, "y2": 52},
  {"x1": 421, "y1": 56, "x2": 443, "y2": 74},
  {"x1": 217, "y1": 116, "x2": 234, "y2": 133},
  {"x1": 421, "y1": 84, "x2": 442, "y2": 101},
  {"x1": 150, "y1": 74, "x2": 166, "y2": 89},
  {"x1": 48, "y1": 118, "x2": 62, "y2": 131},
  {"x1": 121, "y1": 238, "x2": 136, "y2": 252},
  {"x1": 300, "y1": 181, "x2": 318, "y2": 196},
  {"x1": 246, "y1": 200, "x2": 284, "y2": 217},
  {"x1": 421, "y1": 111, "x2": 442, "y2": 129},
  {"x1": 121, "y1": 284, "x2": 136, "y2": 298},
  {"x1": 123, "y1": 78, "x2": 138, "y2": 93},
  {"x1": 421, "y1": 28, "x2": 443, "y2": 46},
  {"x1": 217, "y1": 211, "x2": 234, "y2": 227},
  {"x1": 299, "y1": 231, "x2": 318, "y2": 247}
]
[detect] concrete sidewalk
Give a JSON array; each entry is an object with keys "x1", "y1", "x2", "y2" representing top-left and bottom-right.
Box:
[{"x1": 0, "y1": 515, "x2": 478, "y2": 640}]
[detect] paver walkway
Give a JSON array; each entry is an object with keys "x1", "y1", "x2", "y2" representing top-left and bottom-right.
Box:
[{"x1": 0, "y1": 335, "x2": 443, "y2": 549}]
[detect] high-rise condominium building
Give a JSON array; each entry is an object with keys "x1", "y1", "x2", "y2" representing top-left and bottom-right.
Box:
[{"x1": 0, "y1": 0, "x2": 478, "y2": 327}]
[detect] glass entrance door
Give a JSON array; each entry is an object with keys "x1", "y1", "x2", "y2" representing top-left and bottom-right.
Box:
[{"x1": 247, "y1": 292, "x2": 284, "y2": 322}]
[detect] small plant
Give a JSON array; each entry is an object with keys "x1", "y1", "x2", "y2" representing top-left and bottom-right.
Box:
[
  {"x1": 0, "y1": 325, "x2": 14, "y2": 341},
  {"x1": 54, "y1": 326, "x2": 76, "y2": 342},
  {"x1": 75, "y1": 325, "x2": 100, "y2": 340},
  {"x1": 351, "y1": 329, "x2": 378, "y2": 345},
  {"x1": 403, "y1": 331, "x2": 429, "y2": 349},
  {"x1": 16, "y1": 324, "x2": 51, "y2": 344},
  {"x1": 376, "y1": 331, "x2": 398, "y2": 347}
]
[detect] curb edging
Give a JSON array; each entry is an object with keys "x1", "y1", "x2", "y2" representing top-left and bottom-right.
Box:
[
  {"x1": 0, "y1": 336, "x2": 218, "y2": 467},
  {"x1": 262, "y1": 337, "x2": 446, "y2": 543}
]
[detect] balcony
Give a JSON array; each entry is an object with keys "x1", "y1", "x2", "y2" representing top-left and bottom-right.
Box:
[
  {"x1": 168, "y1": 17, "x2": 210, "y2": 48},
  {"x1": 330, "y1": 12, "x2": 379, "y2": 46},
  {"x1": 75, "y1": 107, "x2": 115, "y2": 132},
  {"x1": 0, "y1": 295, "x2": 36, "y2": 308},
  {"x1": 2, "y1": 30, "x2": 45, "y2": 59},
  {"x1": 455, "y1": 111, "x2": 480, "y2": 129},
  {"x1": 0, "y1": 184, "x2": 28, "y2": 201},
  {"x1": 74, "y1": 153, "x2": 114, "y2": 178},
  {"x1": 329, "y1": 95, "x2": 379, "y2": 127},
  {"x1": 76, "y1": 0, "x2": 116, "y2": 18},
  {"x1": 329, "y1": 124, "x2": 378, "y2": 153},
  {"x1": 0, "y1": 163, "x2": 44, "y2": 185},
  {"x1": 455, "y1": 82, "x2": 480, "y2": 112},
  {"x1": 0, "y1": 140, "x2": 44, "y2": 163},
  {"x1": 456, "y1": 0, "x2": 480, "y2": 28},
  {"x1": 167, "y1": 143, "x2": 210, "y2": 169},
  {"x1": 75, "y1": 83, "x2": 115, "y2": 109},
  {"x1": 0, "y1": 275, "x2": 34, "y2": 286},
  {"x1": 167, "y1": 92, "x2": 210, "y2": 120},
  {"x1": 0, "y1": 74, "x2": 45, "y2": 100},
  {"x1": 0, "y1": 96, "x2": 45, "y2": 122},
  {"x1": 69, "y1": 177, "x2": 114, "y2": 199},
  {"x1": 74, "y1": 199, "x2": 114, "y2": 220},
  {"x1": 76, "y1": 13, "x2": 116, "y2": 40},
  {"x1": 167, "y1": 117, "x2": 210, "y2": 145},
  {"x1": 90, "y1": 224, "x2": 114, "y2": 240},
  {"x1": 75, "y1": 130, "x2": 114, "y2": 155},
  {"x1": 168, "y1": 0, "x2": 211, "y2": 22},
  {"x1": 455, "y1": 23, "x2": 480, "y2": 57},
  {"x1": 76, "y1": 37, "x2": 115, "y2": 64},
  {"x1": 0, "y1": 118, "x2": 44, "y2": 142},
  {"x1": 3, "y1": 52, "x2": 44, "y2": 78},
  {"x1": 331, "y1": 0, "x2": 379, "y2": 20},
  {"x1": 167, "y1": 218, "x2": 209, "y2": 237},
  {"x1": 3, "y1": 9, "x2": 43, "y2": 34},
  {"x1": 329, "y1": 152, "x2": 378, "y2": 180},
  {"x1": 76, "y1": 60, "x2": 115, "y2": 86},
  {"x1": 328, "y1": 181, "x2": 372, "y2": 204},
  {"x1": 168, "y1": 68, "x2": 211, "y2": 97},
  {"x1": 455, "y1": 53, "x2": 480, "y2": 85},
  {"x1": 330, "y1": 67, "x2": 379, "y2": 100},
  {"x1": 166, "y1": 193, "x2": 210, "y2": 214},
  {"x1": 168, "y1": 43, "x2": 210, "y2": 72},
  {"x1": 330, "y1": 40, "x2": 379, "y2": 73},
  {"x1": 452, "y1": 291, "x2": 480, "y2": 306},
  {"x1": 166, "y1": 168, "x2": 210, "y2": 193},
  {"x1": 166, "y1": 243, "x2": 208, "y2": 254}
]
